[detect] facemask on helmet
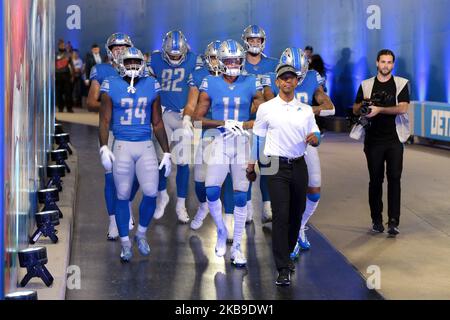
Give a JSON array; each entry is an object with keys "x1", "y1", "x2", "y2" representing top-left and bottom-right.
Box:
[
  {"x1": 162, "y1": 30, "x2": 189, "y2": 67},
  {"x1": 242, "y1": 25, "x2": 266, "y2": 55},
  {"x1": 204, "y1": 40, "x2": 222, "y2": 75},
  {"x1": 278, "y1": 47, "x2": 309, "y2": 83},
  {"x1": 118, "y1": 47, "x2": 145, "y2": 93},
  {"x1": 105, "y1": 32, "x2": 133, "y2": 64},
  {"x1": 218, "y1": 40, "x2": 245, "y2": 77}
]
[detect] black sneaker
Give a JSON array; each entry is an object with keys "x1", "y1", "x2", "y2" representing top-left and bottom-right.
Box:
[
  {"x1": 275, "y1": 269, "x2": 291, "y2": 286},
  {"x1": 387, "y1": 219, "x2": 399, "y2": 236},
  {"x1": 387, "y1": 224, "x2": 400, "y2": 236},
  {"x1": 371, "y1": 223, "x2": 385, "y2": 233},
  {"x1": 288, "y1": 261, "x2": 296, "y2": 273}
]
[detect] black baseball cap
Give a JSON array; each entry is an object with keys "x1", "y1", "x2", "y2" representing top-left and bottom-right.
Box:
[{"x1": 276, "y1": 64, "x2": 298, "y2": 78}]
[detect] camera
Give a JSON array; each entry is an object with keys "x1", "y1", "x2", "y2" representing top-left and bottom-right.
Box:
[{"x1": 355, "y1": 91, "x2": 394, "y2": 129}]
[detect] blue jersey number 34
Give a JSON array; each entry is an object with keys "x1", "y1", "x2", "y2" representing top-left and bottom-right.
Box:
[{"x1": 120, "y1": 97, "x2": 148, "y2": 125}]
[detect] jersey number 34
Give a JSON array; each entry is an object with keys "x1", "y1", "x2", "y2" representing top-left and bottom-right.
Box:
[{"x1": 120, "y1": 97, "x2": 147, "y2": 125}]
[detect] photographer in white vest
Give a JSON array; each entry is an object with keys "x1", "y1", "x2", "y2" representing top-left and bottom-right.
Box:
[{"x1": 352, "y1": 49, "x2": 410, "y2": 236}]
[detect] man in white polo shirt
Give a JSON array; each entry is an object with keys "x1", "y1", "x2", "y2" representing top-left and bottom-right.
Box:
[{"x1": 246, "y1": 64, "x2": 320, "y2": 286}]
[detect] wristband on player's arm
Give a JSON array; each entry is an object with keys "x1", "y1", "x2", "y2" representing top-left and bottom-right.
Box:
[{"x1": 251, "y1": 134, "x2": 266, "y2": 162}]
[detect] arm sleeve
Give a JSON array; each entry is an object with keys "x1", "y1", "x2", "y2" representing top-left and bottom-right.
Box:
[
  {"x1": 199, "y1": 77, "x2": 209, "y2": 93},
  {"x1": 261, "y1": 74, "x2": 271, "y2": 88},
  {"x1": 255, "y1": 76, "x2": 263, "y2": 93},
  {"x1": 253, "y1": 105, "x2": 269, "y2": 137},
  {"x1": 250, "y1": 134, "x2": 266, "y2": 162},
  {"x1": 308, "y1": 110, "x2": 321, "y2": 135},
  {"x1": 154, "y1": 79, "x2": 161, "y2": 93},
  {"x1": 316, "y1": 72, "x2": 326, "y2": 86},
  {"x1": 195, "y1": 55, "x2": 204, "y2": 70},
  {"x1": 100, "y1": 79, "x2": 110, "y2": 94},
  {"x1": 397, "y1": 83, "x2": 410, "y2": 103},
  {"x1": 89, "y1": 65, "x2": 98, "y2": 81},
  {"x1": 187, "y1": 73, "x2": 195, "y2": 87},
  {"x1": 354, "y1": 85, "x2": 364, "y2": 103}
]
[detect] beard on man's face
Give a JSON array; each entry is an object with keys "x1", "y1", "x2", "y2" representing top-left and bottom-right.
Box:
[{"x1": 378, "y1": 66, "x2": 392, "y2": 76}]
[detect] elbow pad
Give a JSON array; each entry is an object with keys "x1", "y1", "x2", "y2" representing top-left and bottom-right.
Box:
[{"x1": 319, "y1": 107, "x2": 335, "y2": 117}]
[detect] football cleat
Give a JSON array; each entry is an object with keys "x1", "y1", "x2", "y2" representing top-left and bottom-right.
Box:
[
  {"x1": 230, "y1": 245, "x2": 247, "y2": 268},
  {"x1": 120, "y1": 245, "x2": 133, "y2": 262},
  {"x1": 176, "y1": 205, "x2": 190, "y2": 224},
  {"x1": 107, "y1": 218, "x2": 119, "y2": 241},
  {"x1": 298, "y1": 227, "x2": 311, "y2": 250},
  {"x1": 190, "y1": 203, "x2": 208, "y2": 230},
  {"x1": 154, "y1": 191, "x2": 170, "y2": 220},
  {"x1": 290, "y1": 242, "x2": 301, "y2": 261},
  {"x1": 215, "y1": 227, "x2": 228, "y2": 257},
  {"x1": 134, "y1": 236, "x2": 151, "y2": 256}
]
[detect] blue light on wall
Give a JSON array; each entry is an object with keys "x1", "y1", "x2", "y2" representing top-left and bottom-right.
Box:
[{"x1": 416, "y1": 8, "x2": 429, "y2": 102}]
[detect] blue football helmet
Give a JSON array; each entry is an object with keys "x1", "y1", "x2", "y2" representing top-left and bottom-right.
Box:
[
  {"x1": 118, "y1": 47, "x2": 145, "y2": 93},
  {"x1": 278, "y1": 47, "x2": 309, "y2": 82},
  {"x1": 105, "y1": 33, "x2": 133, "y2": 64},
  {"x1": 204, "y1": 40, "x2": 222, "y2": 75},
  {"x1": 242, "y1": 25, "x2": 266, "y2": 54},
  {"x1": 162, "y1": 30, "x2": 189, "y2": 66},
  {"x1": 217, "y1": 40, "x2": 245, "y2": 77}
]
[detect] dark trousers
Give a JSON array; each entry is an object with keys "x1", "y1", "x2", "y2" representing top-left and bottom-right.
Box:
[
  {"x1": 72, "y1": 75, "x2": 82, "y2": 107},
  {"x1": 364, "y1": 143, "x2": 404, "y2": 226},
  {"x1": 55, "y1": 72, "x2": 73, "y2": 112},
  {"x1": 268, "y1": 157, "x2": 308, "y2": 271}
]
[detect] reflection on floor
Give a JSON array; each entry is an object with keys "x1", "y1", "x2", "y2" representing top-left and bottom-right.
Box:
[{"x1": 64, "y1": 123, "x2": 382, "y2": 300}]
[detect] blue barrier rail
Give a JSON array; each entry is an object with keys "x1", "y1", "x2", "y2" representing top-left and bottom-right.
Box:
[{"x1": 410, "y1": 101, "x2": 450, "y2": 143}]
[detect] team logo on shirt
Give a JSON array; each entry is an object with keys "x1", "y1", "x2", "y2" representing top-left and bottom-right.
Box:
[{"x1": 228, "y1": 85, "x2": 236, "y2": 90}]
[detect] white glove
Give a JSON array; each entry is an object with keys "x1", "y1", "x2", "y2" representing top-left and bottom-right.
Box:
[
  {"x1": 99, "y1": 145, "x2": 115, "y2": 172},
  {"x1": 221, "y1": 120, "x2": 249, "y2": 139},
  {"x1": 158, "y1": 153, "x2": 172, "y2": 178},
  {"x1": 182, "y1": 115, "x2": 194, "y2": 138}
]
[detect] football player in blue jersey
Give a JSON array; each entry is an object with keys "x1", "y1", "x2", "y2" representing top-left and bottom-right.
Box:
[
  {"x1": 150, "y1": 30, "x2": 199, "y2": 224},
  {"x1": 99, "y1": 47, "x2": 171, "y2": 262},
  {"x1": 242, "y1": 25, "x2": 278, "y2": 225},
  {"x1": 242, "y1": 25, "x2": 278, "y2": 76},
  {"x1": 181, "y1": 40, "x2": 222, "y2": 231},
  {"x1": 262, "y1": 47, "x2": 335, "y2": 259},
  {"x1": 193, "y1": 40, "x2": 265, "y2": 267},
  {"x1": 87, "y1": 33, "x2": 138, "y2": 241}
]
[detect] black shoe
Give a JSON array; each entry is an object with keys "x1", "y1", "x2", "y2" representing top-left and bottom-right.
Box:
[
  {"x1": 288, "y1": 261, "x2": 296, "y2": 273},
  {"x1": 371, "y1": 222, "x2": 384, "y2": 233},
  {"x1": 275, "y1": 269, "x2": 291, "y2": 286},
  {"x1": 387, "y1": 219, "x2": 399, "y2": 236},
  {"x1": 387, "y1": 226, "x2": 399, "y2": 235}
]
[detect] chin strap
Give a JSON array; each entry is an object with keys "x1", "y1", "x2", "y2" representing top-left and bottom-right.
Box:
[{"x1": 127, "y1": 73, "x2": 136, "y2": 94}]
